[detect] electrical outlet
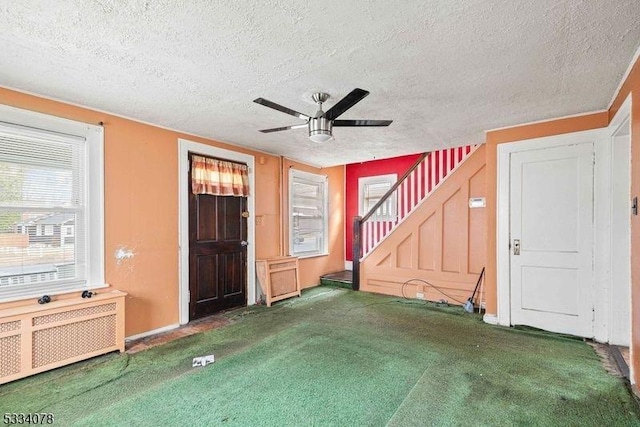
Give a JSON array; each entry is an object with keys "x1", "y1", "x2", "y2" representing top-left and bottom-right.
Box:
[{"x1": 416, "y1": 292, "x2": 425, "y2": 300}]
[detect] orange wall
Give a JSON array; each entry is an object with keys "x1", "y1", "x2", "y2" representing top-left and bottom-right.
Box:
[
  {"x1": 0, "y1": 87, "x2": 344, "y2": 336},
  {"x1": 361, "y1": 145, "x2": 486, "y2": 302},
  {"x1": 282, "y1": 158, "x2": 345, "y2": 287}
]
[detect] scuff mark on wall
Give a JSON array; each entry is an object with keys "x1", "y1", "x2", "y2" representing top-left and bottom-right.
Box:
[{"x1": 115, "y1": 246, "x2": 136, "y2": 265}]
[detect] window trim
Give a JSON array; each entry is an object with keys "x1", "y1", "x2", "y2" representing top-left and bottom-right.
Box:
[
  {"x1": 358, "y1": 173, "x2": 397, "y2": 218},
  {"x1": 0, "y1": 104, "x2": 105, "y2": 302},
  {"x1": 289, "y1": 169, "x2": 329, "y2": 258}
]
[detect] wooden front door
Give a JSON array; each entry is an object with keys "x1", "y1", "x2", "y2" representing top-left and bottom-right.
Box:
[{"x1": 188, "y1": 153, "x2": 247, "y2": 320}]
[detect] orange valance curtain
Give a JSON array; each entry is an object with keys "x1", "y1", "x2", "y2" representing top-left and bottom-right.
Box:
[{"x1": 191, "y1": 155, "x2": 249, "y2": 197}]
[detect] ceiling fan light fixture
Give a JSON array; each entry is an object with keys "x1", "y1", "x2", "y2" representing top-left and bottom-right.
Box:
[
  {"x1": 308, "y1": 130, "x2": 333, "y2": 143},
  {"x1": 308, "y1": 116, "x2": 333, "y2": 143}
]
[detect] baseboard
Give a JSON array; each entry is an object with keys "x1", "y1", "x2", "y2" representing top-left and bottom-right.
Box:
[
  {"x1": 344, "y1": 261, "x2": 353, "y2": 270},
  {"x1": 125, "y1": 323, "x2": 180, "y2": 342},
  {"x1": 483, "y1": 313, "x2": 499, "y2": 325}
]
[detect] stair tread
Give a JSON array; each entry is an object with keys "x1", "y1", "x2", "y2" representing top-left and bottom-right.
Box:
[{"x1": 320, "y1": 270, "x2": 352, "y2": 283}]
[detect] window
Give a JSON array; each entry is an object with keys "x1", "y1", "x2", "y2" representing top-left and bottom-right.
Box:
[
  {"x1": 0, "y1": 105, "x2": 104, "y2": 301},
  {"x1": 289, "y1": 169, "x2": 328, "y2": 257},
  {"x1": 359, "y1": 174, "x2": 397, "y2": 219}
]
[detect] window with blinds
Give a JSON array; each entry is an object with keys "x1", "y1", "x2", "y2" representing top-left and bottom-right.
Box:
[
  {"x1": 359, "y1": 174, "x2": 397, "y2": 219},
  {"x1": 289, "y1": 169, "x2": 328, "y2": 257},
  {"x1": 0, "y1": 105, "x2": 104, "y2": 301}
]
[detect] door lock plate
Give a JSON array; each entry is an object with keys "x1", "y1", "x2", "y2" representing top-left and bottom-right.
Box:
[{"x1": 513, "y1": 239, "x2": 520, "y2": 255}]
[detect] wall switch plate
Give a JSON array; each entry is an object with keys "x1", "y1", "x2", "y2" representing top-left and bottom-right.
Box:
[
  {"x1": 416, "y1": 292, "x2": 425, "y2": 300},
  {"x1": 469, "y1": 197, "x2": 486, "y2": 208}
]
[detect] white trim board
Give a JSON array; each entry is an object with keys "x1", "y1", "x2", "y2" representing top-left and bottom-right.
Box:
[
  {"x1": 126, "y1": 323, "x2": 180, "y2": 342},
  {"x1": 178, "y1": 139, "x2": 256, "y2": 325},
  {"x1": 483, "y1": 314, "x2": 498, "y2": 325},
  {"x1": 607, "y1": 94, "x2": 633, "y2": 382}
]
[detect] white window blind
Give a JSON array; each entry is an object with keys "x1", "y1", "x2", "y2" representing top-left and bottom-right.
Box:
[
  {"x1": 0, "y1": 106, "x2": 104, "y2": 301},
  {"x1": 289, "y1": 170, "x2": 328, "y2": 257}
]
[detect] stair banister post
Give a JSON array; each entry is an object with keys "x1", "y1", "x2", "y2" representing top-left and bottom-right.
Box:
[{"x1": 352, "y1": 216, "x2": 362, "y2": 290}]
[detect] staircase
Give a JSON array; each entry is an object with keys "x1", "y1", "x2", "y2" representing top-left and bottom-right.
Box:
[
  {"x1": 319, "y1": 270, "x2": 353, "y2": 289},
  {"x1": 352, "y1": 144, "x2": 479, "y2": 289}
]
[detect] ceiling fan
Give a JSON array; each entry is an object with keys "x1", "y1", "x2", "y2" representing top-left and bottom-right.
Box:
[{"x1": 253, "y1": 88, "x2": 392, "y2": 143}]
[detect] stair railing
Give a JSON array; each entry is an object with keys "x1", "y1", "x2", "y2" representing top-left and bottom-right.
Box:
[{"x1": 352, "y1": 145, "x2": 478, "y2": 290}]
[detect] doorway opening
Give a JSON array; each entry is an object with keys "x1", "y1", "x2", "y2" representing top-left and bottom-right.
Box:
[{"x1": 178, "y1": 139, "x2": 256, "y2": 325}]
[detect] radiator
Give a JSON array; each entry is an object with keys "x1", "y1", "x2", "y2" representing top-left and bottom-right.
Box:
[
  {"x1": 256, "y1": 257, "x2": 301, "y2": 306},
  {"x1": 0, "y1": 290, "x2": 125, "y2": 384}
]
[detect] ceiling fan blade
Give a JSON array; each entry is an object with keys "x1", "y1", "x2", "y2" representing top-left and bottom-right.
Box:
[
  {"x1": 259, "y1": 124, "x2": 308, "y2": 133},
  {"x1": 323, "y1": 88, "x2": 370, "y2": 121},
  {"x1": 333, "y1": 120, "x2": 393, "y2": 127},
  {"x1": 253, "y1": 98, "x2": 310, "y2": 121}
]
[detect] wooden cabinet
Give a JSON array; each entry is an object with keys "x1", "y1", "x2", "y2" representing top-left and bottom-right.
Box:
[{"x1": 256, "y1": 257, "x2": 301, "y2": 306}]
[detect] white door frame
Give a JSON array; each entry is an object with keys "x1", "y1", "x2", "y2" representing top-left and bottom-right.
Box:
[
  {"x1": 178, "y1": 138, "x2": 256, "y2": 325},
  {"x1": 607, "y1": 95, "x2": 632, "y2": 346},
  {"x1": 496, "y1": 128, "x2": 608, "y2": 331}
]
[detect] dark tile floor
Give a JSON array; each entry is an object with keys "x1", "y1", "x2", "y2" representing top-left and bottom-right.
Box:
[{"x1": 126, "y1": 315, "x2": 230, "y2": 354}]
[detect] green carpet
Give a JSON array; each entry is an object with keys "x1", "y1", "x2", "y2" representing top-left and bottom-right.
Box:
[{"x1": 1, "y1": 287, "x2": 638, "y2": 426}]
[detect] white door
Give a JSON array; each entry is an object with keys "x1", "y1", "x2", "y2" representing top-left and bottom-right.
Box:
[{"x1": 510, "y1": 142, "x2": 594, "y2": 337}]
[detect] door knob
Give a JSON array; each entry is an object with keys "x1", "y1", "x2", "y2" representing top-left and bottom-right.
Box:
[{"x1": 241, "y1": 241, "x2": 248, "y2": 246}]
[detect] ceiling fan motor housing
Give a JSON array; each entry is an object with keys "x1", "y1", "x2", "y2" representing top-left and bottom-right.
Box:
[{"x1": 308, "y1": 116, "x2": 333, "y2": 142}]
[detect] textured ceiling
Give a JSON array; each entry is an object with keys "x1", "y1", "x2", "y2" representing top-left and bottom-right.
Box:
[{"x1": 1, "y1": 1, "x2": 639, "y2": 167}]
